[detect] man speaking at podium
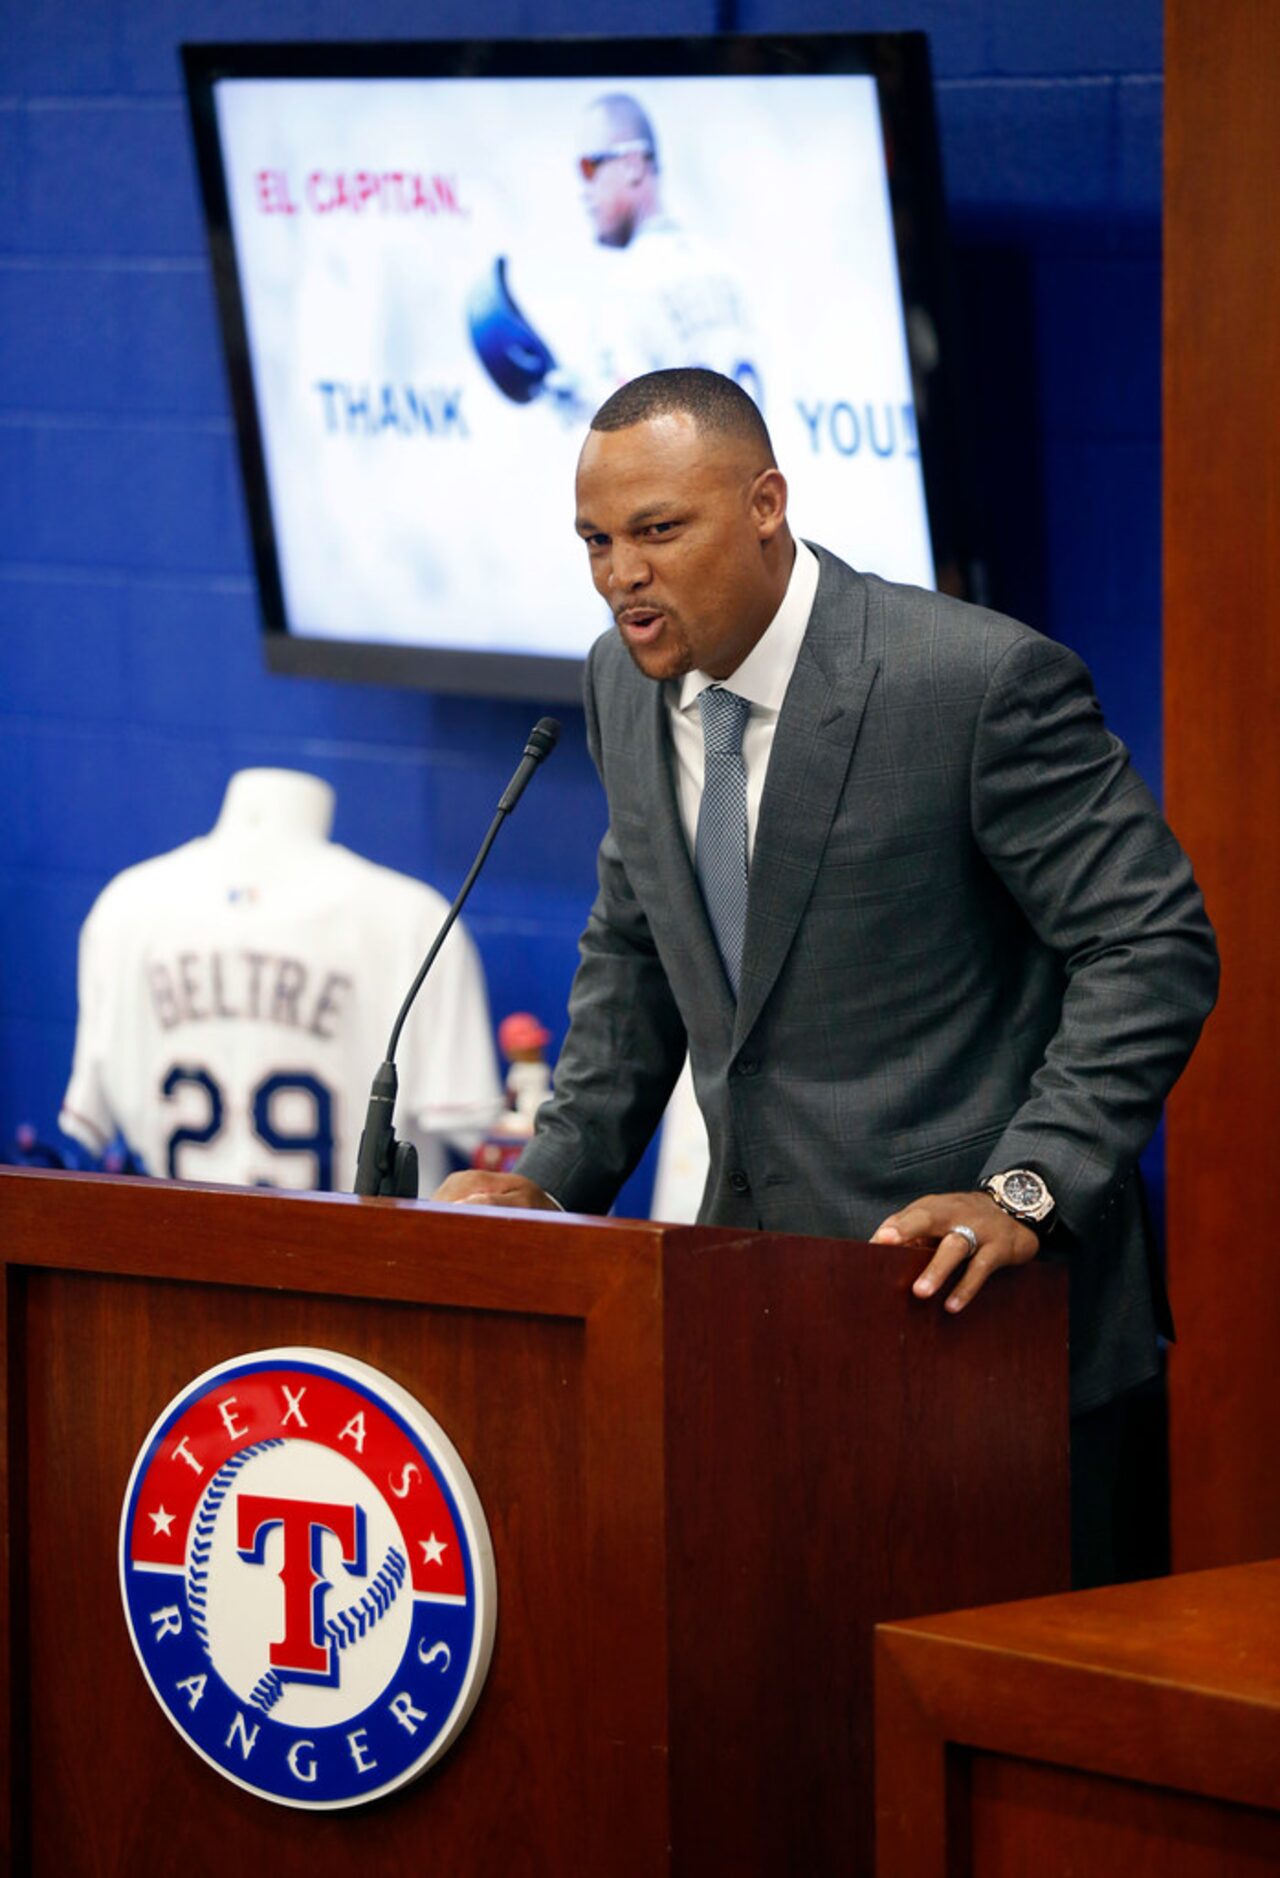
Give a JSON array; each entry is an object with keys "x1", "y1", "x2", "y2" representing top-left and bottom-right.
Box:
[{"x1": 436, "y1": 368, "x2": 1218, "y2": 1582}]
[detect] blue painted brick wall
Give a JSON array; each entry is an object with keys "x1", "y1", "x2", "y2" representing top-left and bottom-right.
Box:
[{"x1": 0, "y1": 0, "x2": 1163, "y2": 1219}]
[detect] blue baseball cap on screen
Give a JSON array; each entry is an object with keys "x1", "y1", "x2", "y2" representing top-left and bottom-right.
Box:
[{"x1": 467, "y1": 256, "x2": 558, "y2": 403}]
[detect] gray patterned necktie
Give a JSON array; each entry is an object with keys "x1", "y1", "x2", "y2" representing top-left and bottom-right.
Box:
[{"x1": 695, "y1": 685, "x2": 751, "y2": 997}]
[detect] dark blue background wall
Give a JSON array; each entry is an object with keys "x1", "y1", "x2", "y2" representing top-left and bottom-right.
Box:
[{"x1": 0, "y1": 1, "x2": 1162, "y2": 1215}]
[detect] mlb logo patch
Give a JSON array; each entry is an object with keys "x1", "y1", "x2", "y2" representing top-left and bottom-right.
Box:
[{"x1": 119, "y1": 1348, "x2": 496, "y2": 1809}]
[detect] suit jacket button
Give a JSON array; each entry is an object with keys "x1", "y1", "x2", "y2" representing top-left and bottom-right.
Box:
[
  {"x1": 729, "y1": 1169, "x2": 750, "y2": 1194},
  {"x1": 736, "y1": 1056, "x2": 760, "y2": 1077}
]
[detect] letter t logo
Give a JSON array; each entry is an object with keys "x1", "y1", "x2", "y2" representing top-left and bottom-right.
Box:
[{"x1": 236, "y1": 1495, "x2": 367, "y2": 1683}]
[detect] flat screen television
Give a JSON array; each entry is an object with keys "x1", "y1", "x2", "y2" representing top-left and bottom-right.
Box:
[{"x1": 183, "y1": 34, "x2": 972, "y2": 701}]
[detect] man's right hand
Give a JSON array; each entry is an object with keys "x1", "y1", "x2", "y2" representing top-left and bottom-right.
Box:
[{"x1": 432, "y1": 1171, "x2": 561, "y2": 1210}]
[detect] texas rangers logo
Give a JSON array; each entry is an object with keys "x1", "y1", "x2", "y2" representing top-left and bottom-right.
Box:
[{"x1": 119, "y1": 1348, "x2": 496, "y2": 1809}]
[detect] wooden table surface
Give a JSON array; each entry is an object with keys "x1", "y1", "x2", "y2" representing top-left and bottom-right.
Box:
[{"x1": 876, "y1": 1557, "x2": 1280, "y2": 1875}]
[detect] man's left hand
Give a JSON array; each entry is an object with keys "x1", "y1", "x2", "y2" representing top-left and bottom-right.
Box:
[{"x1": 870, "y1": 1191, "x2": 1040, "y2": 1313}]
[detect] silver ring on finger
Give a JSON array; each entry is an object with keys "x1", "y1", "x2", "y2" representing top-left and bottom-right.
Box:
[{"x1": 950, "y1": 1223, "x2": 979, "y2": 1260}]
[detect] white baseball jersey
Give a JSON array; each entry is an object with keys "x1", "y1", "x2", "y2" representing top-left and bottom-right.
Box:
[
  {"x1": 584, "y1": 215, "x2": 761, "y2": 403},
  {"x1": 60, "y1": 832, "x2": 501, "y2": 1194}
]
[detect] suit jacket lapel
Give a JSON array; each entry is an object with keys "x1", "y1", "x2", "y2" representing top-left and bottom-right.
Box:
[
  {"x1": 734, "y1": 556, "x2": 879, "y2": 1046},
  {"x1": 639, "y1": 674, "x2": 739, "y2": 1031}
]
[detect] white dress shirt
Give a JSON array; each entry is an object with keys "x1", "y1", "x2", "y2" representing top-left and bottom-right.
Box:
[{"x1": 666, "y1": 540, "x2": 820, "y2": 860}]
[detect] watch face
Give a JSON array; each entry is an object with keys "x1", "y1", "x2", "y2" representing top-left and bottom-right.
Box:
[{"x1": 1002, "y1": 1171, "x2": 1047, "y2": 1213}]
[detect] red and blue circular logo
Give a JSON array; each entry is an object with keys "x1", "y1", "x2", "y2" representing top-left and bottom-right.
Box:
[{"x1": 119, "y1": 1348, "x2": 496, "y2": 1809}]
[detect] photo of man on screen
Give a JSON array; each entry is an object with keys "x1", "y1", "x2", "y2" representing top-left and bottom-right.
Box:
[{"x1": 470, "y1": 92, "x2": 762, "y2": 421}]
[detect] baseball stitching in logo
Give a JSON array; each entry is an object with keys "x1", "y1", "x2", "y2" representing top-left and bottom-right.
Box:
[{"x1": 119, "y1": 1349, "x2": 496, "y2": 1809}]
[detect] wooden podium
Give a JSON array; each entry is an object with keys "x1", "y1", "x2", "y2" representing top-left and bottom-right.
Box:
[{"x1": 0, "y1": 1167, "x2": 1068, "y2": 1875}]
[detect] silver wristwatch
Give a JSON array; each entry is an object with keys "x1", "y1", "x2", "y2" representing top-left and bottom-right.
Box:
[{"x1": 982, "y1": 1167, "x2": 1056, "y2": 1233}]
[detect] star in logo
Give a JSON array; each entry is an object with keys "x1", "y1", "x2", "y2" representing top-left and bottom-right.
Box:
[
  {"x1": 420, "y1": 1533, "x2": 448, "y2": 1567},
  {"x1": 149, "y1": 1506, "x2": 175, "y2": 1537}
]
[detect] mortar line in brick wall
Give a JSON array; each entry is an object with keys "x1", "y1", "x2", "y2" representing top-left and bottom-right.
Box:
[
  {"x1": 937, "y1": 72, "x2": 1161, "y2": 93},
  {"x1": 0, "y1": 563, "x2": 253, "y2": 593},
  {"x1": 0, "y1": 257, "x2": 206, "y2": 273},
  {"x1": 0, "y1": 412, "x2": 233, "y2": 434}
]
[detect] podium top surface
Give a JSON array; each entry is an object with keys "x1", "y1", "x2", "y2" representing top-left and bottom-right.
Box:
[{"x1": 0, "y1": 1165, "x2": 748, "y2": 1316}]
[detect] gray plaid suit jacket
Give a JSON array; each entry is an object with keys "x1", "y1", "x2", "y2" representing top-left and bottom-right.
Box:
[{"x1": 519, "y1": 545, "x2": 1218, "y2": 1412}]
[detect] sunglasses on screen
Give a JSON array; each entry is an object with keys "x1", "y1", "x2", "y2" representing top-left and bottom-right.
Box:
[{"x1": 578, "y1": 141, "x2": 655, "y2": 181}]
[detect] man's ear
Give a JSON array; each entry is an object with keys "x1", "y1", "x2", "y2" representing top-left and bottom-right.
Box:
[{"x1": 751, "y1": 467, "x2": 789, "y2": 543}]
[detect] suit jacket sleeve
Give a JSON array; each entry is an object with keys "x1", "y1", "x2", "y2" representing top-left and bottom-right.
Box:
[
  {"x1": 515, "y1": 641, "x2": 687, "y2": 1212},
  {"x1": 970, "y1": 630, "x2": 1219, "y2": 1234}
]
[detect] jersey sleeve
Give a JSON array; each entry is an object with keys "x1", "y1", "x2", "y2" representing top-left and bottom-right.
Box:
[
  {"x1": 398, "y1": 907, "x2": 502, "y2": 1150},
  {"x1": 58, "y1": 890, "x2": 118, "y2": 1154}
]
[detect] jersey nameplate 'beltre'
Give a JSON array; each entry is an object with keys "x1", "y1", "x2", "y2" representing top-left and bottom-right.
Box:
[{"x1": 147, "y1": 950, "x2": 352, "y2": 1038}]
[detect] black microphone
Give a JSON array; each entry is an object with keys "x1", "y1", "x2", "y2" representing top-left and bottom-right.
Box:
[
  {"x1": 498, "y1": 716, "x2": 561, "y2": 813},
  {"x1": 353, "y1": 716, "x2": 561, "y2": 1198}
]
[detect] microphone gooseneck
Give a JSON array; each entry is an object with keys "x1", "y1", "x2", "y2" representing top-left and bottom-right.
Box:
[{"x1": 352, "y1": 716, "x2": 561, "y2": 1198}]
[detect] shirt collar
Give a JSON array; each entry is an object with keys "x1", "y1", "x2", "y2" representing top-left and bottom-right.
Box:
[{"x1": 673, "y1": 539, "x2": 820, "y2": 717}]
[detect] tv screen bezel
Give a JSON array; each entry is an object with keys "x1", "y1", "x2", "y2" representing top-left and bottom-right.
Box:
[{"x1": 182, "y1": 32, "x2": 971, "y2": 702}]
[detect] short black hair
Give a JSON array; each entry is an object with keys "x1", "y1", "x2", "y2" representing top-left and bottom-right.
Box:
[{"x1": 590, "y1": 369, "x2": 776, "y2": 464}]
